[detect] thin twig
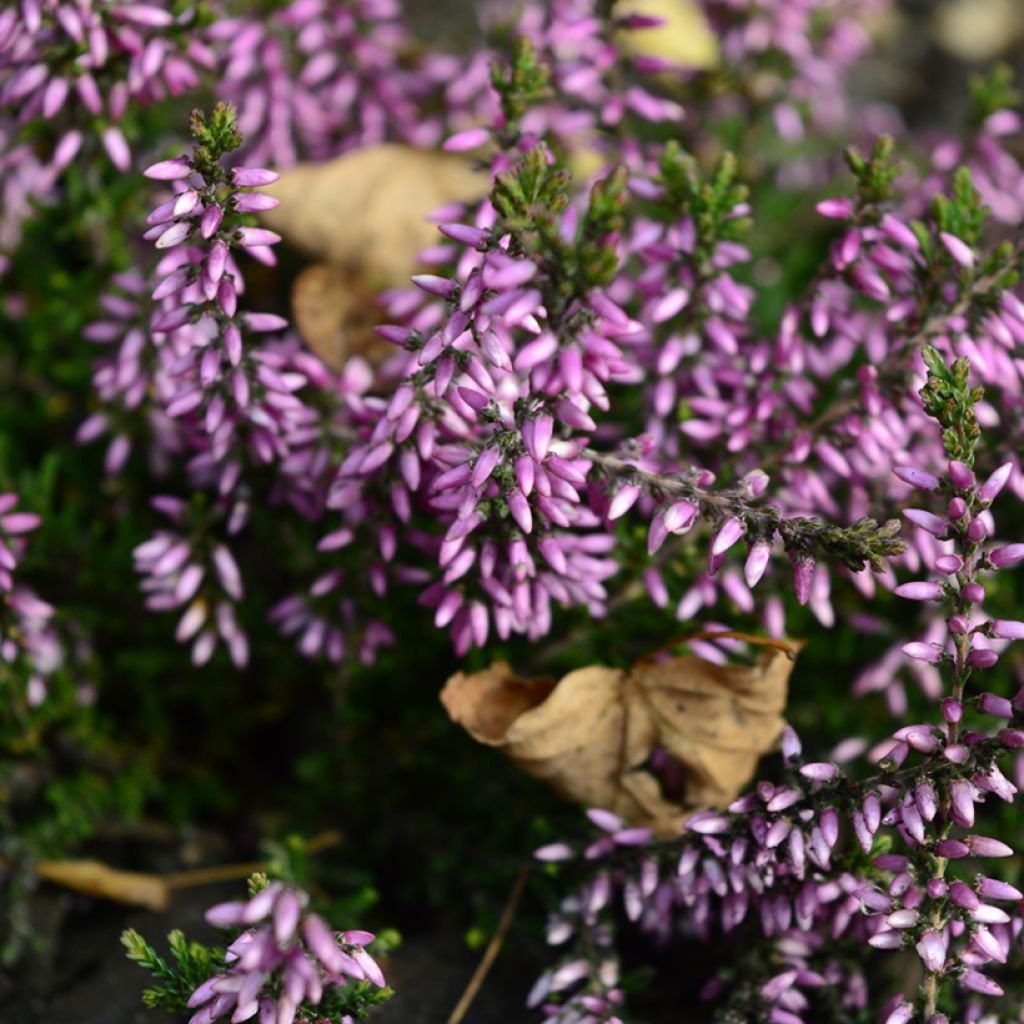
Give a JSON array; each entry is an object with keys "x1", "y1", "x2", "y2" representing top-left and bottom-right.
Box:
[{"x1": 445, "y1": 865, "x2": 529, "y2": 1024}]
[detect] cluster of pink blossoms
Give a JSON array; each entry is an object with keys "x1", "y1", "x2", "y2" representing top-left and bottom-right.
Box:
[
  {"x1": 532, "y1": 400, "x2": 1024, "y2": 1020},
  {"x1": 189, "y1": 881, "x2": 385, "y2": 1024}
]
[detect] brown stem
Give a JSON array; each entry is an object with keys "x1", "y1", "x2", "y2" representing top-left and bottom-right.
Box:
[{"x1": 445, "y1": 865, "x2": 529, "y2": 1024}]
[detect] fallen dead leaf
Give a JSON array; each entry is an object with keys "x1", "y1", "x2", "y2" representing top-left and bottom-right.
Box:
[
  {"x1": 931, "y1": 0, "x2": 1024, "y2": 61},
  {"x1": 615, "y1": 0, "x2": 719, "y2": 70},
  {"x1": 35, "y1": 859, "x2": 170, "y2": 911},
  {"x1": 291, "y1": 263, "x2": 396, "y2": 372},
  {"x1": 441, "y1": 647, "x2": 795, "y2": 835},
  {"x1": 261, "y1": 144, "x2": 489, "y2": 289}
]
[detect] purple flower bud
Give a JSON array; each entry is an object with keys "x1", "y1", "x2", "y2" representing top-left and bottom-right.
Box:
[
  {"x1": 947, "y1": 778, "x2": 975, "y2": 828},
  {"x1": 947, "y1": 497, "x2": 968, "y2": 520},
  {"x1": 904, "y1": 509, "x2": 947, "y2": 537},
  {"x1": 968, "y1": 648, "x2": 998, "y2": 669},
  {"x1": 712, "y1": 517, "x2": 744, "y2": 557},
  {"x1": 443, "y1": 127, "x2": 490, "y2": 152},
  {"x1": 977, "y1": 876, "x2": 1023, "y2": 901},
  {"x1": 939, "y1": 231, "x2": 975, "y2": 268},
  {"x1": 966, "y1": 518, "x2": 988, "y2": 543},
  {"x1": 941, "y1": 698, "x2": 963, "y2": 724},
  {"x1": 934, "y1": 554, "x2": 962, "y2": 574},
  {"x1": 686, "y1": 811, "x2": 729, "y2": 835},
  {"x1": 950, "y1": 880, "x2": 981, "y2": 911},
  {"x1": 799, "y1": 762, "x2": 838, "y2": 782},
  {"x1": 979, "y1": 692, "x2": 1013, "y2": 718},
  {"x1": 155, "y1": 222, "x2": 191, "y2": 249},
  {"x1": 961, "y1": 970, "x2": 1003, "y2": 997},
  {"x1": 948, "y1": 460, "x2": 975, "y2": 490},
  {"x1": 507, "y1": 490, "x2": 533, "y2": 534},
  {"x1": 235, "y1": 227, "x2": 281, "y2": 248},
  {"x1": 744, "y1": 541, "x2": 772, "y2": 588},
  {"x1": 978, "y1": 463, "x2": 1013, "y2": 503},
  {"x1": 232, "y1": 167, "x2": 279, "y2": 187},
  {"x1": 608, "y1": 484, "x2": 641, "y2": 520},
  {"x1": 664, "y1": 500, "x2": 697, "y2": 533},
  {"x1": 816, "y1": 197, "x2": 854, "y2": 219},
  {"x1": 792, "y1": 557, "x2": 814, "y2": 605},
  {"x1": 935, "y1": 839, "x2": 969, "y2": 858},
  {"x1": 991, "y1": 619, "x2": 1024, "y2": 640},
  {"x1": 990, "y1": 543, "x2": 1024, "y2": 568},
  {"x1": 915, "y1": 931, "x2": 946, "y2": 972},
  {"x1": 145, "y1": 157, "x2": 191, "y2": 180},
  {"x1": 972, "y1": 927, "x2": 1007, "y2": 964},
  {"x1": 894, "y1": 465, "x2": 940, "y2": 490},
  {"x1": 965, "y1": 835, "x2": 1014, "y2": 858},
  {"x1": 902, "y1": 642, "x2": 944, "y2": 663},
  {"x1": 894, "y1": 581, "x2": 943, "y2": 601}
]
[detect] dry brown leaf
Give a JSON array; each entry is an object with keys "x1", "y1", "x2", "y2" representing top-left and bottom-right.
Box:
[
  {"x1": 291, "y1": 264, "x2": 396, "y2": 372},
  {"x1": 261, "y1": 144, "x2": 489, "y2": 289},
  {"x1": 931, "y1": 0, "x2": 1024, "y2": 61},
  {"x1": 35, "y1": 859, "x2": 170, "y2": 910},
  {"x1": 441, "y1": 648, "x2": 795, "y2": 835},
  {"x1": 614, "y1": 0, "x2": 719, "y2": 70}
]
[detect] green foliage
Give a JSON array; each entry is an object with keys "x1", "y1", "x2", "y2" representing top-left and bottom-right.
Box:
[
  {"x1": 968, "y1": 63, "x2": 1021, "y2": 126},
  {"x1": 919, "y1": 346, "x2": 984, "y2": 466},
  {"x1": 657, "y1": 142, "x2": 752, "y2": 269},
  {"x1": 493, "y1": 146, "x2": 627, "y2": 329},
  {"x1": 190, "y1": 101, "x2": 244, "y2": 180},
  {"x1": 931, "y1": 167, "x2": 987, "y2": 249},
  {"x1": 844, "y1": 135, "x2": 901, "y2": 210},
  {"x1": 490, "y1": 37, "x2": 552, "y2": 142},
  {"x1": 122, "y1": 927, "x2": 225, "y2": 1012}
]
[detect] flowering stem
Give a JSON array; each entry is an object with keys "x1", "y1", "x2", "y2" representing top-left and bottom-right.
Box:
[{"x1": 584, "y1": 447, "x2": 905, "y2": 573}]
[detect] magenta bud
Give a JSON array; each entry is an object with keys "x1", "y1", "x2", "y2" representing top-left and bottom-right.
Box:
[
  {"x1": 894, "y1": 581, "x2": 943, "y2": 601},
  {"x1": 816, "y1": 197, "x2": 854, "y2": 219},
  {"x1": 711, "y1": 517, "x2": 745, "y2": 556},
  {"x1": 231, "y1": 167, "x2": 279, "y2": 187},
  {"x1": 940, "y1": 231, "x2": 975, "y2": 267},
  {"x1": 963, "y1": 582, "x2": 985, "y2": 603},
  {"x1": 948, "y1": 460, "x2": 975, "y2": 490},
  {"x1": 144, "y1": 156, "x2": 190, "y2": 180},
  {"x1": 934, "y1": 554, "x2": 962, "y2": 574},
  {"x1": 905, "y1": 509, "x2": 948, "y2": 537},
  {"x1": 608, "y1": 484, "x2": 641, "y2": 520},
  {"x1": 966, "y1": 518, "x2": 988, "y2": 543},
  {"x1": 902, "y1": 641, "x2": 944, "y2": 664},
  {"x1": 894, "y1": 465, "x2": 940, "y2": 490},
  {"x1": 799, "y1": 762, "x2": 838, "y2": 783},
  {"x1": 965, "y1": 835, "x2": 1014, "y2": 857},
  {"x1": 979, "y1": 463, "x2": 1013, "y2": 503},
  {"x1": 990, "y1": 543, "x2": 1024, "y2": 568},
  {"x1": 941, "y1": 698, "x2": 963, "y2": 724},
  {"x1": 977, "y1": 877, "x2": 1023, "y2": 901},
  {"x1": 947, "y1": 497, "x2": 968, "y2": 520},
  {"x1": 979, "y1": 693, "x2": 1013, "y2": 719},
  {"x1": 934, "y1": 839, "x2": 969, "y2": 858},
  {"x1": 991, "y1": 619, "x2": 1024, "y2": 640},
  {"x1": 968, "y1": 648, "x2": 998, "y2": 669}
]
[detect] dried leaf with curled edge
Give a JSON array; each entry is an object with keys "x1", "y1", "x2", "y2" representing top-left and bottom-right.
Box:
[
  {"x1": 34, "y1": 859, "x2": 170, "y2": 910},
  {"x1": 440, "y1": 648, "x2": 795, "y2": 835},
  {"x1": 614, "y1": 0, "x2": 719, "y2": 70},
  {"x1": 291, "y1": 263, "x2": 396, "y2": 372},
  {"x1": 260, "y1": 144, "x2": 489, "y2": 289}
]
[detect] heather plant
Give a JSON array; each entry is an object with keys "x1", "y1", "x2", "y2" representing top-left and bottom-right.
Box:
[{"x1": 2, "y1": 2, "x2": 1024, "y2": 1023}]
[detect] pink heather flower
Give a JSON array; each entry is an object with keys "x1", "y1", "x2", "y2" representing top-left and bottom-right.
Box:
[
  {"x1": 894, "y1": 581, "x2": 943, "y2": 601},
  {"x1": 939, "y1": 231, "x2": 975, "y2": 268},
  {"x1": 193, "y1": 882, "x2": 384, "y2": 1024}
]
